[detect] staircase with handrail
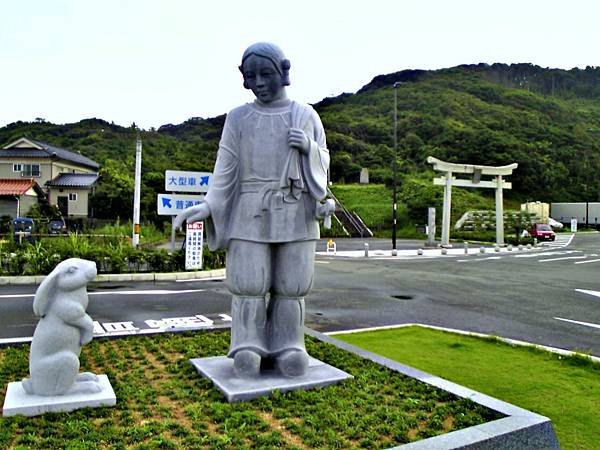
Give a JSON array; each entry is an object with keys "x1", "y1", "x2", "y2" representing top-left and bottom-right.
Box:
[{"x1": 327, "y1": 188, "x2": 373, "y2": 238}]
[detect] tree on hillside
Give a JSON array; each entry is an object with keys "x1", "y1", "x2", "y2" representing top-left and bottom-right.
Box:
[{"x1": 90, "y1": 159, "x2": 134, "y2": 220}]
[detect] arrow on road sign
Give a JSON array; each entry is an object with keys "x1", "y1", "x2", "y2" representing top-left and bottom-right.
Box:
[
  {"x1": 200, "y1": 176, "x2": 209, "y2": 186},
  {"x1": 162, "y1": 197, "x2": 172, "y2": 208}
]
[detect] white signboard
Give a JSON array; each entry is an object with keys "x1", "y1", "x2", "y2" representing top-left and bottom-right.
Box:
[
  {"x1": 157, "y1": 193, "x2": 205, "y2": 215},
  {"x1": 571, "y1": 218, "x2": 578, "y2": 233},
  {"x1": 165, "y1": 170, "x2": 212, "y2": 193},
  {"x1": 185, "y1": 221, "x2": 203, "y2": 270}
]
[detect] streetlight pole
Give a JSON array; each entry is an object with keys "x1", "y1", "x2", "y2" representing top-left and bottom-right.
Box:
[{"x1": 392, "y1": 82, "x2": 402, "y2": 255}]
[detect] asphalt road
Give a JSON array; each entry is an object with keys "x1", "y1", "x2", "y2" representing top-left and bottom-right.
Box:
[{"x1": 1, "y1": 233, "x2": 599, "y2": 357}]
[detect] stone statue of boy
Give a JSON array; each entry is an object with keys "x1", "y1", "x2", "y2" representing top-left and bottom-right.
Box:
[{"x1": 175, "y1": 42, "x2": 330, "y2": 378}]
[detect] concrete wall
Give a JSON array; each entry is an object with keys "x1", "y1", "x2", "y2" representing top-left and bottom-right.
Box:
[
  {"x1": 521, "y1": 202, "x2": 549, "y2": 222},
  {"x1": 47, "y1": 188, "x2": 90, "y2": 217},
  {"x1": 551, "y1": 203, "x2": 586, "y2": 224},
  {"x1": 0, "y1": 198, "x2": 17, "y2": 217},
  {"x1": 0, "y1": 161, "x2": 53, "y2": 186},
  {"x1": 0, "y1": 160, "x2": 93, "y2": 184}
]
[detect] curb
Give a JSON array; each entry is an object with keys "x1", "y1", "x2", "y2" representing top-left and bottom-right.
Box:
[{"x1": 0, "y1": 268, "x2": 226, "y2": 286}]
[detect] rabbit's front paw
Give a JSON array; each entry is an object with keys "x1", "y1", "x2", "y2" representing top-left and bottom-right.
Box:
[{"x1": 80, "y1": 332, "x2": 93, "y2": 345}]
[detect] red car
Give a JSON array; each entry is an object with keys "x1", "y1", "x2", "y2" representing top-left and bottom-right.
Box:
[{"x1": 530, "y1": 223, "x2": 556, "y2": 241}]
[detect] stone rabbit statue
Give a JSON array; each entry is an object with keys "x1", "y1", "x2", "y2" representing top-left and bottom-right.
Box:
[{"x1": 22, "y1": 258, "x2": 102, "y2": 396}]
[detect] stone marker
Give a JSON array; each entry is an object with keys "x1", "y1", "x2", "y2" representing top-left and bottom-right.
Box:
[
  {"x1": 359, "y1": 167, "x2": 369, "y2": 184},
  {"x1": 173, "y1": 42, "x2": 350, "y2": 399},
  {"x1": 3, "y1": 258, "x2": 116, "y2": 416}
]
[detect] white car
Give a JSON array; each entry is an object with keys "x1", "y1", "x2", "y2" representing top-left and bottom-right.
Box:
[{"x1": 548, "y1": 217, "x2": 564, "y2": 229}]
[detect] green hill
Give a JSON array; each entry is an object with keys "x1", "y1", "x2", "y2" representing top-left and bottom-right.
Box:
[{"x1": 2, "y1": 63, "x2": 600, "y2": 228}]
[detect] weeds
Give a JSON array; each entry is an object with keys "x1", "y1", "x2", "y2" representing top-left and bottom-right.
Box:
[{"x1": 0, "y1": 331, "x2": 500, "y2": 449}]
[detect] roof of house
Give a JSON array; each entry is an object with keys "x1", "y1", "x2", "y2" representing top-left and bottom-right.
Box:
[
  {"x1": 46, "y1": 173, "x2": 99, "y2": 188},
  {"x1": 0, "y1": 178, "x2": 41, "y2": 196},
  {"x1": 0, "y1": 137, "x2": 100, "y2": 170}
]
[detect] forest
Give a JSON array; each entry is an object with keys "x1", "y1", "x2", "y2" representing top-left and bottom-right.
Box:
[{"x1": 2, "y1": 63, "x2": 600, "y2": 227}]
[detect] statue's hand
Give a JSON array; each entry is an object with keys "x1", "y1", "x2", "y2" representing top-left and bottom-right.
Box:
[
  {"x1": 173, "y1": 202, "x2": 211, "y2": 230},
  {"x1": 288, "y1": 127, "x2": 310, "y2": 154}
]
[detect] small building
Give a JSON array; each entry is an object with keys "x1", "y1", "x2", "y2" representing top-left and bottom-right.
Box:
[
  {"x1": 521, "y1": 201, "x2": 549, "y2": 223},
  {"x1": 0, "y1": 137, "x2": 100, "y2": 220},
  {"x1": 0, "y1": 179, "x2": 45, "y2": 218}
]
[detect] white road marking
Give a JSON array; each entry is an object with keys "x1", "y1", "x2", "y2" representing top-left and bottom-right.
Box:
[
  {"x1": 575, "y1": 289, "x2": 600, "y2": 299},
  {"x1": 514, "y1": 250, "x2": 579, "y2": 258},
  {"x1": 554, "y1": 317, "x2": 600, "y2": 330},
  {"x1": 457, "y1": 257, "x2": 502, "y2": 263},
  {"x1": 89, "y1": 289, "x2": 205, "y2": 296},
  {"x1": 0, "y1": 312, "x2": 233, "y2": 345},
  {"x1": 574, "y1": 258, "x2": 600, "y2": 265},
  {"x1": 315, "y1": 261, "x2": 331, "y2": 264},
  {"x1": 0, "y1": 289, "x2": 205, "y2": 299},
  {"x1": 538, "y1": 256, "x2": 587, "y2": 262},
  {"x1": 176, "y1": 276, "x2": 226, "y2": 283}
]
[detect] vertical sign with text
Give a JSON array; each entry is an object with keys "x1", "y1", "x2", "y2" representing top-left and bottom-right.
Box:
[{"x1": 185, "y1": 221, "x2": 204, "y2": 270}]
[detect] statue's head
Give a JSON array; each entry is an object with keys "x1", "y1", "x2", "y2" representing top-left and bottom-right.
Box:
[{"x1": 239, "y1": 42, "x2": 291, "y2": 103}]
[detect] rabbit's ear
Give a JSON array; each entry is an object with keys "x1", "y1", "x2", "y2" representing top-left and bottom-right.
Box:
[{"x1": 33, "y1": 269, "x2": 60, "y2": 316}]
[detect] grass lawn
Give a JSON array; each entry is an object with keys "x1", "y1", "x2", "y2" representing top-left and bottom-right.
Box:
[
  {"x1": 330, "y1": 184, "x2": 395, "y2": 236},
  {"x1": 0, "y1": 331, "x2": 500, "y2": 449},
  {"x1": 335, "y1": 326, "x2": 600, "y2": 450}
]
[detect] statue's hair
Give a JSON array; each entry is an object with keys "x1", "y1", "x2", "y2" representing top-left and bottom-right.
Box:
[{"x1": 239, "y1": 42, "x2": 291, "y2": 88}]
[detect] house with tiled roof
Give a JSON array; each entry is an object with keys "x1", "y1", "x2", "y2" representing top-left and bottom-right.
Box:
[
  {"x1": 0, "y1": 137, "x2": 100, "y2": 219},
  {"x1": 0, "y1": 179, "x2": 45, "y2": 218}
]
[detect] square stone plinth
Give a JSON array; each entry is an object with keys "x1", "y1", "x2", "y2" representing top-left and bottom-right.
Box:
[
  {"x1": 3, "y1": 374, "x2": 116, "y2": 417},
  {"x1": 190, "y1": 356, "x2": 352, "y2": 402}
]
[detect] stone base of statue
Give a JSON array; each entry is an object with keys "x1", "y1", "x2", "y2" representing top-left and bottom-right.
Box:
[
  {"x1": 190, "y1": 356, "x2": 352, "y2": 403},
  {"x1": 3, "y1": 374, "x2": 116, "y2": 417}
]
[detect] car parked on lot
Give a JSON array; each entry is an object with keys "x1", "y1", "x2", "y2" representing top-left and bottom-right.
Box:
[
  {"x1": 13, "y1": 217, "x2": 36, "y2": 243},
  {"x1": 48, "y1": 219, "x2": 67, "y2": 234},
  {"x1": 530, "y1": 223, "x2": 556, "y2": 241}
]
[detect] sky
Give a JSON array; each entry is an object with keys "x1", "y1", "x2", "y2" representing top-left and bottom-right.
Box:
[{"x1": 2, "y1": 0, "x2": 599, "y2": 130}]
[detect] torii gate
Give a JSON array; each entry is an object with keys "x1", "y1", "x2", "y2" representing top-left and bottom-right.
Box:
[{"x1": 427, "y1": 156, "x2": 518, "y2": 247}]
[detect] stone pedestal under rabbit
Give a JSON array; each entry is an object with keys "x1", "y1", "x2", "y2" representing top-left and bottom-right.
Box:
[{"x1": 2, "y1": 258, "x2": 116, "y2": 417}]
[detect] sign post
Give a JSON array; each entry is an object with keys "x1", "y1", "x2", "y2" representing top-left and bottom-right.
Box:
[
  {"x1": 159, "y1": 170, "x2": 212, "y2": 256},
  {"x1": 185, "y1": 221, "x2": 204, "y2": 270},
  {"x1": 165, "y1": 170, "x2": 211, "y2": 193}
]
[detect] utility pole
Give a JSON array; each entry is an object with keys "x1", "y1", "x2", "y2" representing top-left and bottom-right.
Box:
[
  {"x1": 132, "y1": 131, "x2": 142, "y2": 247},
  {"x1": 392, "y1": 82, "x2": 402, "y2": 255}
]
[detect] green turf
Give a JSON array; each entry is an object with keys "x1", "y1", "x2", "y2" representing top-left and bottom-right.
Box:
[{"x1": 335, "y1": 326, "x2": 600, "y2": 450}]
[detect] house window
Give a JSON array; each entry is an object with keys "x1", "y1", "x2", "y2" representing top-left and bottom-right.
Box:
[
  {"x1": 13, "y1": 163, "x2": 22, "y2": 172},
  {"x1": 68, "y1": 193, "x2": 78, "y2": 201},
  {"x1": 22, "y1": 164, "x2": 40, "y2": 177}
]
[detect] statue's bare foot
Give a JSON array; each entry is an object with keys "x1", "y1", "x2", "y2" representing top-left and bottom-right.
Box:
[
  {"x1": 276, "y1": 350, "x2": 308, "y2": 377},
  {"x1": 233, "y1": 350, "x2": 261, "y2": 378}
]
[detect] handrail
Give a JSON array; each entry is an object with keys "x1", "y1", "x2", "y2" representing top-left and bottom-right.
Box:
[{"x1": 327, "y1": 188, "x2": 373, "y2": 238}]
